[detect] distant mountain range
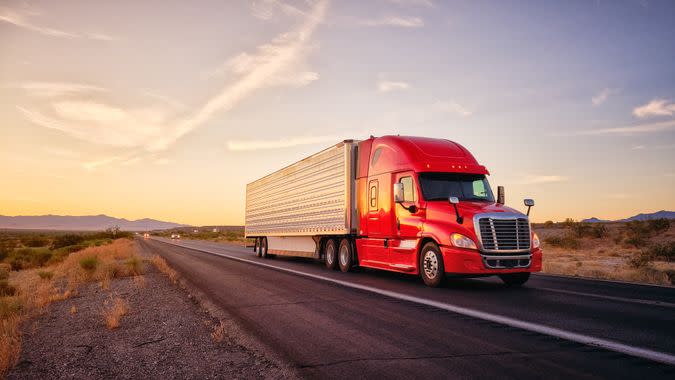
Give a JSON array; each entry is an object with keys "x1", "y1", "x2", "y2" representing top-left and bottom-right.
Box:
[
  {"x1": 582, "y1": 210, "x2": 675, "y2": 223},
  {"x1": 0, "y1": 214, "x2": 189, "y2": 231}
]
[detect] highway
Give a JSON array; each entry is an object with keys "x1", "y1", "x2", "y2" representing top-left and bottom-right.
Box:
[{"x1": 138, "y1": 237, "x2": 675, "y2": 379}]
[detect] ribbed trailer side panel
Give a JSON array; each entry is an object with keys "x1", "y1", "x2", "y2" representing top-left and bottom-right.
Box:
[{"x1": 245, "y1": 141, "x2": 357, "y2": 237}]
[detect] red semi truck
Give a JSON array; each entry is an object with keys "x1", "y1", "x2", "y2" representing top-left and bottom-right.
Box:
[{"x1": 245, "y1": 135, "x2": 542, "y2": 287}]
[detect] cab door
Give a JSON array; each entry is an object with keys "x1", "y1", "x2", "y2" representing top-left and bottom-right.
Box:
[{"x1": 391, "y1": 172, "x2": 423, "y2": 269}]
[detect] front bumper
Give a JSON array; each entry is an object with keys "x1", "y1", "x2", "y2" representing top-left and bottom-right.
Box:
[{"x1": 440, "y1": 245, "x2": 542, "y2": 274}]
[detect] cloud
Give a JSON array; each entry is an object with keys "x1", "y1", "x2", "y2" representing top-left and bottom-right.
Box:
[
  {"x1": 147, "y1": 0, "x2": 328, "y2": 152},
  {"x1": 377, "y1": 80, "x2": 410, "y2": 93},
  {"x1": 517, "y1": 175, "x2": 568, "y2": 185},
  {"x1": 17, "y1": 0, "x2": 328, "y2": 166},
  {"x1": 385, "y1": 0, "x2": 434, "y2": 7},
  {"x1": 434, "y1": 101, "x2": 472, "y2": 117},
  {"x1": 0, "y1": 7, "x2": 115, "y2": 40},
  {"x1": 226, "y1": 134, "x2": 344, "y2": 151},
  {"x1": 592, "y1": 88, "x2": 618, "y2": 106},
  {"x1": 631, "y1": 145, "x2": 645, "y2": 150},
  {"x1": 577, "y1": 120, "x2": 675, "y2": 135},
  {"x1": 17, "y1": 82, "x2": 105, "y2": 97},
  {"x1": 251, "y1": 0, "x2": 312, "y2": 21},
  {"x1": 633, "y1": 99, "x2": 675, "y2": 118},
  {"x1": 361, "y1": 16, "x2": 424, "y2": 28}
]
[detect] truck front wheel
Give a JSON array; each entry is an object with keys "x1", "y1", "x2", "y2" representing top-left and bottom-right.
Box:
[
  {"x1": 324, "y1": 239, "x2": 338, "y2": 270},
  {"x1": 499, "y1": 272, "x2": 530, "y2": 286},
  {"x1": 420, "y1": 242, "x2": 445, "y2": 287},
  {"x1": 338, "y1": 238, "x2": 353, "y2": 272}
]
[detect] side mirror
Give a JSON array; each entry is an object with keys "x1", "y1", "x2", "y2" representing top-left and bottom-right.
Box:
[
  {"x1": 448, "y1": 196, "x2": 463, "y2": 224},
  {"x1": 393, "y1": 183, "x2": 404, "y2": 203},
  {"x1": 497, "y1": 186, "x2": 505, "y2": 204},
  {"x1": 524, "y1": 198, "x2": 535, "y2": 216}
]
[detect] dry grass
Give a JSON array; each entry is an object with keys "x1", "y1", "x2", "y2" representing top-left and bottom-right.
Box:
[
  {"x1": 0, "y1": 239, "x2": 142, "y2": 376},
  {"x1": 538, "y1": 222, "x2": 675, "y2": 285},
  {"x1": 211, "y1": 321, "x2": 226, "y2": 343},
  {"x1": 151, "y1": 255, "x2": 178, "y2": 284},
  {"x1": 102, "y1": 296, "x2": 129, "y2": 330}
]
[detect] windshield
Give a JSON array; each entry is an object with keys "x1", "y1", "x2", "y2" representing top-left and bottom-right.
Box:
[{"x1": 418, "y1": 173, "x2": 495, "y2": 202}]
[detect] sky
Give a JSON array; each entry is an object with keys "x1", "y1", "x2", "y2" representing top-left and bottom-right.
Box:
[{"x1": 1, "y1": 0, "x2": 674, "y2": 226}]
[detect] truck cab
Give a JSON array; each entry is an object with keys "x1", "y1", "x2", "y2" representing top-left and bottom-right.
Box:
[{"x1": 354, "y1": 136, "x2": 542, "y2": 286}]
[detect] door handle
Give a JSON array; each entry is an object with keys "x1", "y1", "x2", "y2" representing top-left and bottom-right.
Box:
[{"x1": 396, "y1": 218, "x2": 400, "y2": 231}]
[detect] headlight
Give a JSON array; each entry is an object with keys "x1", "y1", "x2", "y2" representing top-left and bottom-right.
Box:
[
  {"x1": 532, "y1": 232, "x2": 540, "y2": 249},
  {"x1": 451, "y1": 233, "x2": 477, "y2": 250}
]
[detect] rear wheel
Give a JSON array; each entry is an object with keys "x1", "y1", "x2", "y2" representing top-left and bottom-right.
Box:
[
  {"x1": 338, "y1": 238, "x2": 353, "y2": 272},
  {"x1": 499, "y1": 272, "x2": 530, "y2": 286},
  {"x1": 260, "y1": 237, "x2": 268, "y2": 258},
  {"x1": 419, "y1": 242, "x2": 445, "y2": 287},
  {"x1": 324, "y1": 239, "x2": 338, "y2": 270},
  {"x1": 255, "y1": 238, "x2": 262, "y2": 257}
]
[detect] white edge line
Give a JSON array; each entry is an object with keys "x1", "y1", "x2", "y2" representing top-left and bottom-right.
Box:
[{"x1": 152, "y1": 238, "x2": 675, "y2": 366}]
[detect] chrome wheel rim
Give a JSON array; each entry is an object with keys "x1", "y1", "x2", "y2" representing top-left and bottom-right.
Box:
[
  {"x1": 326, "y1": 244, "x2": 335, "y2": 264},
  {"x1": 423, "y1": 251, "x2": 439, "y2": 279},
  {"x1": 339, "y1": 244, "x2": 349, "y2": 267}
]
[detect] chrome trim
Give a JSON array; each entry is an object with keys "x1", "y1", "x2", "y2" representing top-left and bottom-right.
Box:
[
  {"x1": 473, "y1": 212, "x2": 531, "y2": 254},
  {"x1": 481, "y1": 254, "x2": 532, "y2": 260}
]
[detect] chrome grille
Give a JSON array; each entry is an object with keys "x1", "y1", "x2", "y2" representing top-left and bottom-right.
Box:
[{"x1": 477, "y1": 216, "x2": 530, "y2": 252}]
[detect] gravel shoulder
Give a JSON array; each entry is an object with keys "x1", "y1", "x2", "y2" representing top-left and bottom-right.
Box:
[{"x1": 8, "y1": 241, "x2": 289, "y2": 379}]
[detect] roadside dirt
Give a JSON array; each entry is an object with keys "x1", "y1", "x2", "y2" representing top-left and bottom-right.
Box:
[{"x1": 8, "y1": 242, "x2": 288, "y2": 379}]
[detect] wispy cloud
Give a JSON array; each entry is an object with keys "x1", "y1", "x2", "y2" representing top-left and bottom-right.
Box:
[
  {"x1": 517, "y1": 175, "x2": 568, "y2": 185},
  {"x1": 592, "y1": 88, "x2": 618, "y2": 106},
  {"x1": 0, "y1": 7, "x2": 115, "y2": 40},
  {"x1": 576, "y1": 119, "x2": 675, "y2": 135},
  {"x1": 147, "y1": 0, "x2": 328, "y2": 152},
  {"x1": 361, "y1": 16, "x2": 424, "y2": 28},
  {"x1": 226, "y1": 134, "x2": 344, "y2": 151},
  {"x1": 17, "y1": 82, "x2": 105, "y2": 97},
  {"x1": 377, "y1": 80, "x2": 410, "y2": 93},
  {"x1": 251, "y1": 0, "x2": 311, "y2": 21},
  {"x1": 434, "y1": 101, "x2": 472, "y2": 117},
  {"x1": 17, "y1": 0, "x2": 329, "y2": 168},
  {"x1": 633, "y1": 99, "x2": 675, "y2": 118}
]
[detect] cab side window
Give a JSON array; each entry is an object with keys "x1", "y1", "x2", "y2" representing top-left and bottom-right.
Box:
[
  {"x1": 399, "y1": 176, "x2": 416, "y2": 202},
  {"x1": 369, "y1": 180, "x2": 378, "y2": 210}
]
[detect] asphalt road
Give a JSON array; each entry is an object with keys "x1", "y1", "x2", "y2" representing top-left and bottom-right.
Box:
[{"x1": 138, "y1": 237, "x2": 675, "y2": 379}]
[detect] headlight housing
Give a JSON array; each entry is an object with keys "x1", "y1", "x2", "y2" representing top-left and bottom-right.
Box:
[
  {"x1": 451, "y1": 233, "x2": 477, "y2": 250},
  {"x1": 532, "y1": 232, "x2": 540, "y2": 249}
]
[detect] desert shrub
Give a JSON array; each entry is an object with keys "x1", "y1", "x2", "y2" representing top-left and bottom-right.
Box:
[
  {"x1": 629, "y1": 252, "x2": 651, "y2": 268},
  {"x1": 124, "y1": 257, "x2": 143, "y2": 276},
  {"x1": 568, "y1": 222, "x2": 592, "y2": 238},
  {"x1": 0, "y1": 264, "x2": 10, "y2": 281},
  {"x1": 590, "y1": 224, "x2": 607, "y2": 238},
  {"x1": 51, "y1": 234, "x2": 85, "y2": 249},
  {"x1": 0, "y1": 240, "x2": 15, "y2": 260},
  {"x1": 646, "y1": 218, "x2": 670, "y2": 234},
  {"x1": 79, "y1": 256, "x2": 99, "y2": 271},
  {"x1": 544, "y1": 235, "x2": 580, "y2": 249},
  {"x1": 102, "y1": 297, "x2": 129, "y2": 329},
  {"x1": 22, "y1": 236, "x2": 49, "y2": 247},
  {"x1": 7, "y1": 248, "x2": 53, "y2": 270},
  {"x1": 544, "y1": 220, "x2": 554, "y2": 227},
  {"x1": 648, "y1": 242, "x2": 675, "y2": 262},
  {"x1": 0, "y1": 280, "x2": 16, "y2": 296}
]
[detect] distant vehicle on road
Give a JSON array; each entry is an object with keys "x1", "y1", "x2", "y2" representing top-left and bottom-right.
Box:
[
  {"x1": 245, "y1": 135, "x2": 541, "y2": 287},
  {"x1": 143, "y1": 233, "x2": 150, "y2": 239},
  {"x1": 171, "y1": 233, "x2": 181, "y2": 240}
]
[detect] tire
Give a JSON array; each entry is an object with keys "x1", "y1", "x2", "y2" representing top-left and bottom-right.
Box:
[
  {"x1": 419, "y1": 242, "x2": 445, "y2": 287},
  {"x1": 338, "y1": 238, "x2": 353, "y2": 273},
  {"x1": 260, "y1": 237, "x2": 268, "y2": 259},
  {"x1": 499, "y1": 272, "x2": 530, "y2": 286},
  {"x1": 324, "y1": 239, "x2": 338, "y2": 270},
  {"x1": 255, "y1": 238, "x2": 262, "y2": 257}
]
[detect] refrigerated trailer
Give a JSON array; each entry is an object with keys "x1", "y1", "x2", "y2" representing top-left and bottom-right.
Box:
[{"x1": 245, "y1": 135, "x2": 542, "y2": 287}]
